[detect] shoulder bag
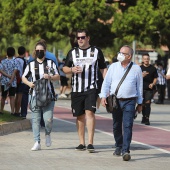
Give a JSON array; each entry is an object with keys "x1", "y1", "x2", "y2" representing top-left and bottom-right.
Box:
[{"x1": 106, "y1": 62, "x2": 133, "y2": 113}]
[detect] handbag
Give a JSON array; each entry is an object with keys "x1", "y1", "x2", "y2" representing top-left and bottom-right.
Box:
[
  {"x1": 106, "y1": 94, "x2": 118, "y2": 113},
  {"x1": 106, "y1": 62, "x2": 133, "y2": 113},
  {"x1": 29, "y1": 78, "x2": 52, "y2": 111},
  {"x1": 34, "y1": 78, "x2": 52, "y2": 107}
]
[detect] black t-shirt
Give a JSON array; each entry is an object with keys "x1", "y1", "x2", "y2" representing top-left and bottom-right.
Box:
[{"x1": 140, "y1": 64, "x2": 158, "y2": 90}]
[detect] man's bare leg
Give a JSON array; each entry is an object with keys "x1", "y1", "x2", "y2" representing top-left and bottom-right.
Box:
[
  {"x1": 0, "y1": 96, "x2": 6, "y2": 113},
  {"x1": 76, "y1": 114, "x2": 86, "y2": 145},
  {"x1": 9, "y1": 96, "x2": 15, "y2": 114},
  {"x1": 85, "y1": 110, "x2": 95, "y2": 145}
]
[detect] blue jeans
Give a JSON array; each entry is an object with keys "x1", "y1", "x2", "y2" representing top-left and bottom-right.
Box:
[
  {"x1": 31, "y1": 96, "x2": 55, "y2": 142},
  {"x1": 112, "y1": 99, "x2": 136, "y2": 154}
]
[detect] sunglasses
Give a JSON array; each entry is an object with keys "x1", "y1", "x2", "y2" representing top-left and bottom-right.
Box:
[
  {"x1": 77, "y1": 36, "x2": 86, "y2": 40},
  {"x1": 35, "y1": 50, "x2": 44, "y2": 52}
]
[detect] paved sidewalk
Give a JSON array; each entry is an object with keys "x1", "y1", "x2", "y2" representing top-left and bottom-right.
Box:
[{"x1": 0, "y1": 98, "x2": 170, "y2": 170}]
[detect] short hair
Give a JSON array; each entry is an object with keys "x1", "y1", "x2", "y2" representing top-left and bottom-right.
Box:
[
  {"x1": 18, "y1": 46, "x2": 26, "y2": 55},
  {"x1": 142, "y1": 53, "x2": 150, "y2": 58},
  {"x1": 157, "y1": 62, "x2": 163, "y2": 67},
  {"x1": 7, "y1": 47, "x2": 15, "y2": 57},
  {"x1": 76, "y1": 29, "x2": 90, "y2": 37},
  {"x1": 122, "y1": 45, "x2": 134, "y2": 56}
]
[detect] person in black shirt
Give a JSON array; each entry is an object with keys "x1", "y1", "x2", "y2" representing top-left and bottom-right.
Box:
[{"x1": 140, "y1": 53, "x2": 158, "y2": 125}]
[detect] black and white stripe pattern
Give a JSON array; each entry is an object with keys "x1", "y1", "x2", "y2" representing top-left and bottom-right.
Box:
[
  {"x1": 65, "y1": 46, "x2": 106, "y2": 92},
  {"x1": 157, "y1": 69, "x2": 166, "y2": 85},
  {"x1": 23, "y1": 58, "x2": 59, "y2": 96}
]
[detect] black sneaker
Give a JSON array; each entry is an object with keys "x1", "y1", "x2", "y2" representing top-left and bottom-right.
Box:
[
  {"x1": 12, "y1": 113, "x2": 21, "y2": 117},
  {"x1": 87, "y1": 144, "x2": 95, "y2": 153},
  {"x1": 145, "y1": 117, "x2": 150, "y2": 125},
  {"x1": 21, "y1": 116, "x2": 26, "y2": 119},
  {"x1": 113, "y1": 147, "x2": 122, "y2": 156},
  {"x1": 75, "y1": 144, "x2": 86, "y2": 151},
  {"x1": 122, "y1": 152, "x2": 131, "y2": 161},
  {"x1": 141, "y1": 117, "x2": 146, "y2": 124}
]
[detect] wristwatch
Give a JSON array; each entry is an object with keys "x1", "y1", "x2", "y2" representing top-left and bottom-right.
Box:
[{"x1": 138, "y1": 104, "x2": 142, "y2": 106}]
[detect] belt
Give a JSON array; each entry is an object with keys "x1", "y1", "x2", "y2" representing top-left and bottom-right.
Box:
[{"x1": 118, "y1": 97, "x2": 136, "y2": 101}]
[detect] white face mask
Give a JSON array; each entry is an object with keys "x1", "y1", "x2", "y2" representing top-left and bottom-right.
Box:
[{"x1": 117, "y1": 53, "x2": 125, "y2": 62}]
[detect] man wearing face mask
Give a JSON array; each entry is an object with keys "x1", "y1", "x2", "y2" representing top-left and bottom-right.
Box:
[{"x1": 100, "y1": 45, "x2": 143, "y2": 161}]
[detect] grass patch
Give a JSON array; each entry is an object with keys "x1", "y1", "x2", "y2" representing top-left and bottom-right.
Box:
[{"x1": 0, "y1": 110, "x2": 22, "y2": 124}]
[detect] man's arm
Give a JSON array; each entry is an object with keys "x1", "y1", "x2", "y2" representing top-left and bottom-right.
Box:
[
  {"x1": 63, "y1": 66, "x2": 72, "y2": 74},
  {"x1": 8, "y1": 69, "x2": 17, "y2": 85},
  {"x1": 100, "y1": 68, "x2": 107, "y2": 79},
  {"x1": 166, "y1": 75, "x2": 170, "y2": 79},
  {"x1": 0, "y1": 70, "x2": 11, "y2": 79},
  {"x1": 149, "y1": 77, "x2": 157, "y2": 89},
  {"x1": 166, "y1": 67, "x2": 170, "y2": 79}
]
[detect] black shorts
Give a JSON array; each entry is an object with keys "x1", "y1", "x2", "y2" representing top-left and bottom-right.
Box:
[
  {"x1": 1, "y1": 85, "x2": 16, "y2": 97},
  {"x1": 16, "y1": 83, "x2": 25, "y2": 94},
  {"x1": 60, "y1": 76, "x2": 68, "y2": 86},
  {"x1": 71, "y1": 89, "x2": 97, "y2": 117},
  {"x1": 143, "y1": 90, "x2": 153, "y2": 102}
]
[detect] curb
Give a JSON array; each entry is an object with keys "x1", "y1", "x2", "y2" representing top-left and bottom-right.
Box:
[{"x1": 0, "y1": 119, "x2": 32, "y2": 136}]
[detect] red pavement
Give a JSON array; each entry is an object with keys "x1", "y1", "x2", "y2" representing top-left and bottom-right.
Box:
[{"x1": 54, "y1": 106, "x2": 170, "y2": 153}]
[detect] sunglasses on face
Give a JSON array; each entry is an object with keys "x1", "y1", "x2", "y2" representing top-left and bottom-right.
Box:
[{"x1": 77, "y1": 36, "x2": 86, "y2": 40}]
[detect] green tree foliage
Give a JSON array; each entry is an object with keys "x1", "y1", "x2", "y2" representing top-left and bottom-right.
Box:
[
  {"x1": 111, "y1": 0, "x2": 158, "y2": 45},
  {"x1": 111, "y1": 0, "x2": 170, "y2": 51},
  {"x1": 0, "y1": 0, "x2": 115, "y2": 50},
  {"x1": 0, "y1": 0, "x2": 169, "y2": 57},
  {"x1": 46, "y1": 0, "x2": 115, "y2": 47},
  {"x1": 156, "y1": 0, "x2": 170, "y2": 50}
]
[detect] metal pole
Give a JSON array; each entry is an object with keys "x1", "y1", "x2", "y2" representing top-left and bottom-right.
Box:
[{"x1": 132, "y1": 40, "x2": 136, "y2": 62}]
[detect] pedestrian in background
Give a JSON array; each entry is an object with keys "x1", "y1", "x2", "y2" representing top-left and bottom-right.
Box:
[
  {"x1": 140, "y1": 53, "x2": 158, "y2": 125},
  {"x1": 14, "y1": 46, "x2": 27, "y2": 117},
  {"x1": 0, "y1": 47, "x2": 18, "y2": 115},
  {"x1": 63, "y1": 29, "x2": 107, "y2": 152},
  {"x1": 155, "y1": 63, "x2": 166, "y2": 104},
  {"x1": 58, "y1": 58, "x2": 68, "y2": 98}
]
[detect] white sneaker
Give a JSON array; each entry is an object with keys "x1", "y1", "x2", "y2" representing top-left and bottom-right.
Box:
[
  {"x1": 45, "y1": 135, "x2": 51, "y2": 147},
  {"x1": 31, "y1": 141, "x2": 41, "y2": 151},
  {"x1": 96, "y1": 109, "x2": 100, "y2": 114},
  {"x1": 58, "y1": 94, "x2": 63, "y2": 98},
  {"x1": 61, "y1": 94, "x2": 67, "y2": 98}
]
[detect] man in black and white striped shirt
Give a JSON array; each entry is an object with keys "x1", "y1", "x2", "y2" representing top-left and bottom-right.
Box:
[{"x1": 63, "y1": 29, "x2": 107, "y2": 152}]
